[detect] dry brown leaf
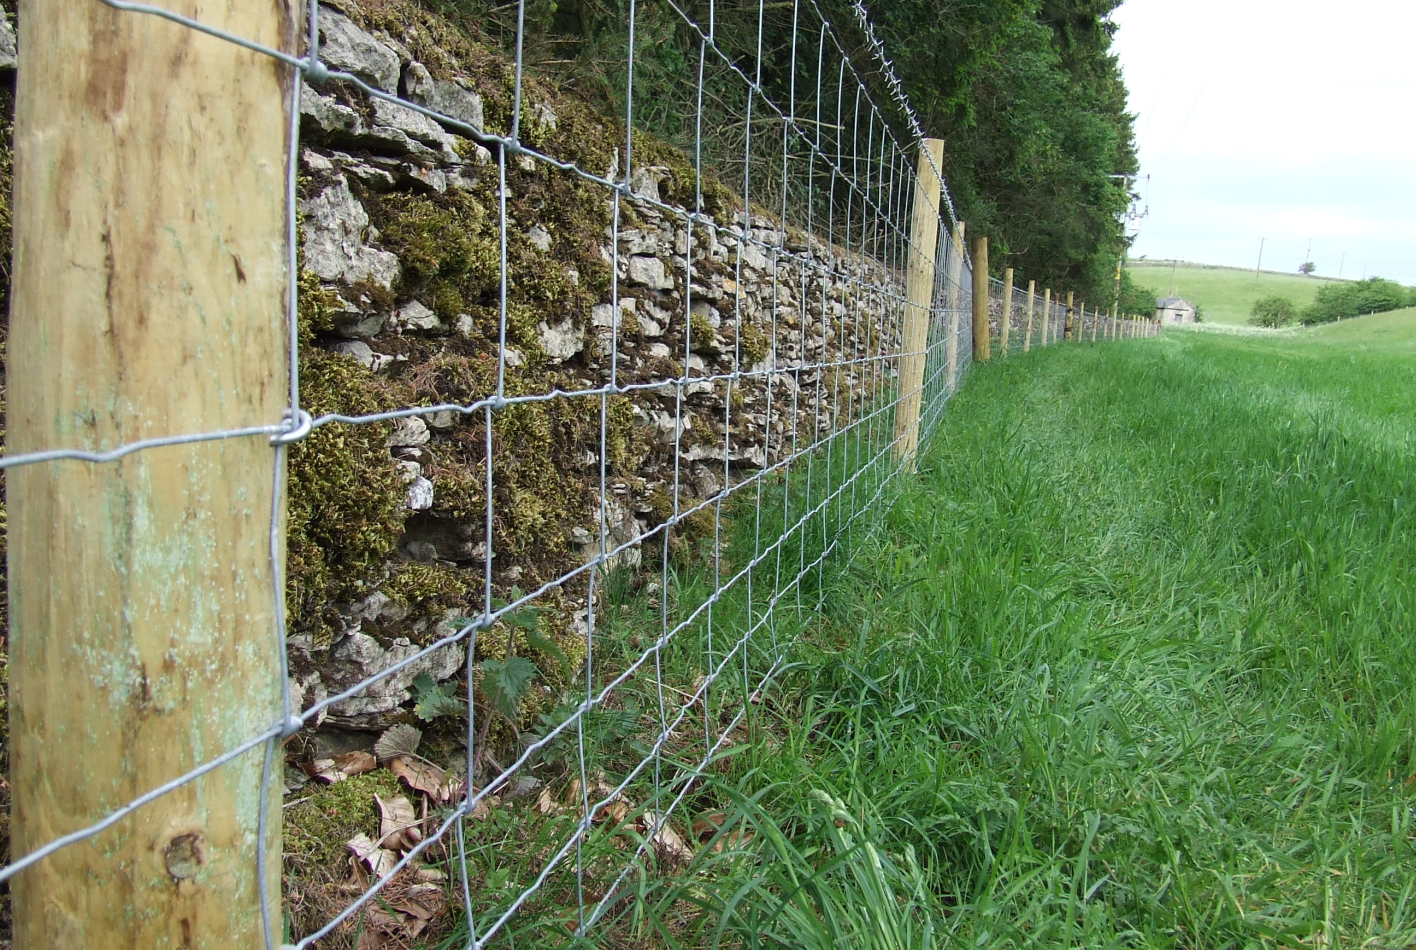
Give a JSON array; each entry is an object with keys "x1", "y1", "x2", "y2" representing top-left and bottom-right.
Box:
[
  {"x1": 311, "y1": 751, "x2": 378, "y2": 784},
  {"x1": 640, "y1": 811, "x2": 694, "y2": 863},
  {"x1": 693, "y1": 811, "x2": 754, "y2": 852},
  {"x1": 537, "y1": 786, "x2": 561, "y2": 816},
  {"x1": 469, "y1": 796, "x2": 493, "y2": 821},
  {"x1": 347, "y1": 833, "x2": 399, "y2": 879},
  {"x1": 376, "y1": 793, "x2": 421, "y2": 852},
  {"x1": 389, "y1": 756, "x2": 449, "y2": 802},
  {"x1": 334, "y1": 750, "x2": 378, "y2": 776},
  {"x1": 355, "y1": 927, "x2": 387, "y2": 950},
  {"x1": 310, "y1": 758, "x2": 343, "y2": 784}
]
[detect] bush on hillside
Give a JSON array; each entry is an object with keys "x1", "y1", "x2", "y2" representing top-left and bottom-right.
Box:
[
  {"x1": 1249, "y1": 295, "x2": 1297, "y2": 328},
  {"x1": 1301, "y1": 277, "x2": 1412, "y2": 325}
]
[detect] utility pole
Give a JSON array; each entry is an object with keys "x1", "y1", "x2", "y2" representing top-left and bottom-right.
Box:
[
  {"x1": 1339, "y1": 252, "x2": 1346, "y2": 279},
  {"x1": 1255, "y1": 237, "x2": 1265, "y2": 284}
]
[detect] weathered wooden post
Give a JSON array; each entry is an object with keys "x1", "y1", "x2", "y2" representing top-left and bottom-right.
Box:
[
  {"x1": 945, "y1": 221, "x2": 965, "y2": 389},
  {"x1": 1000, "y1": 267, "x2": 1014, "y2": 355},
  {"x1": 1064, "y1": 291, "x2": 1075, "y2": 341},
  {"x1": 894, "y1": 138, "x2": 945, "y2": 468},
  {"x1": 1076, "y1": 300, "x2": 1086, "y2": 342},
  {"x1": 971, "y1": 236, "x2": 990, "y2": 362},
  {"x1": 1023, "y1": 279, "x2": 1036, "y2": 352},
  {"x1": 1091, "y1": 305, "x2": 1099, "y2": 342},
  {"x1": 9, "y1": 1, "x2": 294, "y2": 945}
]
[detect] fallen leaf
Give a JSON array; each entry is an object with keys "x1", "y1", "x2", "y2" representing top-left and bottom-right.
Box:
[
  {"x1": 640, "y1": 811, "x2": 694, "y2": 863},
  {"x1": 537, "y1": 786, "x2": 561, "y2": 816},
  {"x1": 693, "y1": 811, "x2": 754, "y2": 852},
  {"x1": 347, "y1": 833, "x2": 399, "y2": 879},
  {"x1": 390, "y1": 757, "x2": 449, "y2": 803},
  {"x1": 376, "y1": 794, "x2": 421, "y2": 852},
  {"x1": 309, "y1": 758, "x2": 343, "y2": 784},
  {"x1": 334, "y1": 750, "x2": 377, "y2": 776},
  {"x1": 374, "y1": 723, "x2": 423, "y2": 762}
]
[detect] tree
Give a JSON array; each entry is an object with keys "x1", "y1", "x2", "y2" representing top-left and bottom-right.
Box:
[
  {"x1": 1249, "y1": 295, "x2": 1297, "y2": 328},
  {"x1": 1302, "y1": 277, "x2": 1412, "y2": 324},
  {"x1": 1298, "y1": 262, "x2": 1316, "y2": 275}
]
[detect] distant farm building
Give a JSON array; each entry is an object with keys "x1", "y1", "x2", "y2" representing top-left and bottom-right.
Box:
[{"x1": 1155, "y1": 296, "x2": 1197, "y2": 324}]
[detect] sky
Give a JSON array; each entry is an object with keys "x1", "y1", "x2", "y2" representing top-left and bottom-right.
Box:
[{"x1": 1109, "y1": 0, "x2": 1416, "y2": 285}]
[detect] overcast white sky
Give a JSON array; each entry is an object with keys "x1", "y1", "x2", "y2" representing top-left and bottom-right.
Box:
[{"x1": 1110, "y1": 0, "x2": 1416, "y2": 284}]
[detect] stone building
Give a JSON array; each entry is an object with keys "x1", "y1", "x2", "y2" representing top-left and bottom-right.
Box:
[{"x1": 1155, "y1": 296, "x2": 1198, "y2": 324}]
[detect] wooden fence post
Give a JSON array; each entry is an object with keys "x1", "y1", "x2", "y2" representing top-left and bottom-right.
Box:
[
  {"x1": 945, "y1": 221, "x2": 965, "y2": 389},
  {"x1": 9, "y1": 2, "x2": 294, "y2": 945},
  {"x1": 1091, "y1": 306, "x2": 1099, "y2": 343},
  {"x1": 971, "y1": 235, "x2": 990, "y2": 362},
  {"x1": 894, "y1": 138, "x2": 945, "y2": 468},
  {"x1": 1064, "y1": 291, "x2": 1075, "y2": 341},
  {"x1": 1000, "y1": 267, "x2": 1014, "y2": 355},
  {"x1": 1041, "y1": 288, "x2": 1052, "y2": 346},
  {"x1": 1023, "y1": 279, "x2": 1035, "y2": 352},
  {"x1": 1109, "y1": 305, "x2": 1117, "y2": 340},
  {"x1": 1077, "y1": 300, "x2": 1086, "y2": 342}
]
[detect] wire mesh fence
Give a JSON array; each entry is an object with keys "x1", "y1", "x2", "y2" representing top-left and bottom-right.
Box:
[{"x1": 1, "y1": 0, "x2": 1150, "y2": 945}]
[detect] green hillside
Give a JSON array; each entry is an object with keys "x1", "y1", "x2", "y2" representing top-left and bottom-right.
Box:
[
  {"x1": 1129, "y1": 261, "x2": 1344, "y2": 326},
  {"x1": 1300, "y1": 305, "x2": 1416, "y2": 350}
]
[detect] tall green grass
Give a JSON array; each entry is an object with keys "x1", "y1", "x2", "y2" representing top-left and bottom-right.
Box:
[{"x1": 616, "y1": 330, "x2": 1416, "y2": 948}]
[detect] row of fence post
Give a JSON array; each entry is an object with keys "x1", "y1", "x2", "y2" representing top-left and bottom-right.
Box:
[{"x1": 894, "y1": 137, "x2": 1159, "y2": 472}]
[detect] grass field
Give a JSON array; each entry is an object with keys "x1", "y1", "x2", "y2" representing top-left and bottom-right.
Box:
[
  {"x1": 1302, "y1": 305, "x2": 1416, "y2": 351},
  {"x1": 384, "y1": 314, "x2": 1416, "y2": 948},
  {"x1": 1129, "y1": 261, "x2": 1344, "y2": 326},
  {"x1": 591, "y1": 319, "x2": 1416, "y2": 948}
]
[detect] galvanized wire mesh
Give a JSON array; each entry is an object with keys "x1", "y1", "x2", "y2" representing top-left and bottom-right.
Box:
[
  {"x1": 0, "y1": 0, "x2": 988, "y2": 946},
  {"x1": 2, "y1": 0, "x2": 1158, "y2": 942}
]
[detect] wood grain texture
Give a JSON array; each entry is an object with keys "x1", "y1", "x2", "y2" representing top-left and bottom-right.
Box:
[
  {"x1": 1023, "y1": 279, "x2": 1035, "y2": 352},
  {"x1": 1000, "y1": 267, "x2": 1013, "y2": 355},
  {"x1": 969, "y1": 236, "x2": 989, "y2": 361},
  {"x1": 945, "y1": 221, "x2": 964, "y2": 392},
  {"x1": 893, "y1": 139, "x2": 943, "y2": 469},
  {"x1": 8, "y1": 0, "x2": 295, "y2": 945}
]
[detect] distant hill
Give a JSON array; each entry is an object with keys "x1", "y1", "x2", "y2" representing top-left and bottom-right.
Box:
[
  {"x1": 1127, "y1": 261, "x2": 1345, "y2": 326},
  {"x1": 1302, "y1": 306, "x2": 1416, "y2": 351}
]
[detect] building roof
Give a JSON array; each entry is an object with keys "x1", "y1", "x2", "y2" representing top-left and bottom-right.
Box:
[{"x1": 1157, "y1": 297, "x2": 1193, "y2": 308}]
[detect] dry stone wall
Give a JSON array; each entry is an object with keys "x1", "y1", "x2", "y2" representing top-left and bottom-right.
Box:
[{"x1": 289, "y1": 1, "x2": 906, "y2": 734}]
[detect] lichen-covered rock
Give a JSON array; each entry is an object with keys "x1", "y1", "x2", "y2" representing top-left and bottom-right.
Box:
[
  {"x1": 537, "y1": 317, "x2": 584, "y2": 363},
  {"x1": 0, "y1": 13, "x2": 19, "y2": 71},
  {"x1": 628, "y1": 255, "x2": 673, "y2": 290},
  {"x1": 299, "y1": 178, "x2": 401, "y2": 288},
  {"x1": 405, "y1": 63, "x2": 485, "y2": 134},
  {"x1": 323, "y1": 631, "x2": 464, "y2": 723},
  {"x1": 315, "y1": 8, "x2": 401, "y2": 93}
]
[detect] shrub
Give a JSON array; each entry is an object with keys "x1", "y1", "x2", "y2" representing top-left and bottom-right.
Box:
[
  {"x1": 1302, "y1": 277, "x2": 1411, "y2": 325},
  {"x1": 1249, "y1": 295, "x2": 1297, "y2": 328}
]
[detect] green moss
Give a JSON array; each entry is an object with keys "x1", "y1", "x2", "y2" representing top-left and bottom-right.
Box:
[
  {"x1": 605, "y1": 396, "x2": 650, "y2": 473},
  {"x1": 631, "y1": 129, "x2": 737, "y2": 221},
  {"x1": 296, "y1": 266, "x2": 343, "y2": 344},
  {"x1": 739, "y1": 323, "x2": 770, "y2": 366},
  {"x1": 384, "y1": 561, "x2": 471, "y2": 617},
  {"x1": 284, "y1": 768, "x2": 406, "y2": 874},
  {"x1": 367, "y1": 190, "x2": 499, "y2": 303},
  {"x1": 689, "y1": 312, "x2": 716, "y2": 353},
  {"x1": 287, "y1": 351, "x2": 409, "y2": 642}
]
